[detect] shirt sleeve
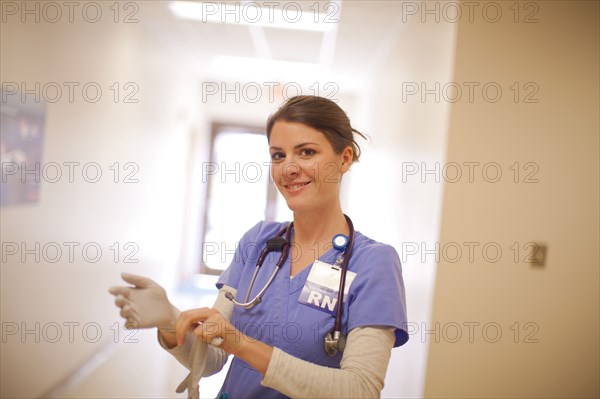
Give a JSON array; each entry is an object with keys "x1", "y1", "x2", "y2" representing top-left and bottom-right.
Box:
[
  {"x1": 261, "y1": 326, "x2": 395, "y2": 398},
  {"x1": 346, "y1": 243, "x2": 409, "y2": 347}
]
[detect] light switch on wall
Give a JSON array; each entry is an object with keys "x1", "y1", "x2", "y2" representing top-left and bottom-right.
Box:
[{"x1": 531, "y1": 243, "x2": 547, "y2": 267}]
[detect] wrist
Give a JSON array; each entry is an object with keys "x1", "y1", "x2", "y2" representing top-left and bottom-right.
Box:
[
  {"x1": 224, "y1": 333, "x2": 273, "y2": 375},
  {"x1": 158, "y1": 329, "x2": 178, "y2": 349},
  {"x1": 157, "y1": 304, "x2": 180, "y2": 332},
  {"x1": 221, "y1": 330, "x2": 250, "y2": 356}
]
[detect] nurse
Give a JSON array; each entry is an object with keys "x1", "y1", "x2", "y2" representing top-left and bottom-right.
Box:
[{"x1": 110, "y1": 95, "x2": 408, "y2": 398}]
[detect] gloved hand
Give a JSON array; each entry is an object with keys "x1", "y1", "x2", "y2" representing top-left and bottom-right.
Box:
[{"x1": 108, "y1": 273, "x2": 179, "y2": 332}]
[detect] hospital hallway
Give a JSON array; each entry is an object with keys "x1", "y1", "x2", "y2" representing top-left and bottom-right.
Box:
[{"x1": 1, "y1": 1, "x2": 598, "y2": 398}]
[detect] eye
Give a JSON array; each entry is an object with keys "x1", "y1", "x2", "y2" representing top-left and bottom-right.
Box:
[
  {"x1": 270, "y1": 152, "x2": 285, "y2": 161},
  {"x1": 300, "y1": 148, "x2": 316, "y2": 157}
]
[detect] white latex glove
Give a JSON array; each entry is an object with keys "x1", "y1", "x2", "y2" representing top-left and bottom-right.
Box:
[
  {"x1": 175, "y1": 339, "x2": 207, "y2": 399},
  {"x1": 109, "y1": 273, "x2": 179, "y2": 332}
]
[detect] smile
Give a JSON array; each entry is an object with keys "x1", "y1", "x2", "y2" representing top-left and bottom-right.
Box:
[{"x1": 283, "y1": 181, "x2": 310, "y2": 193}]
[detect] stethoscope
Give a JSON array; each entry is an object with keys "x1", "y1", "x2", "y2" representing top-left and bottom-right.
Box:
[{"x1": 225, "y1": 214, "x2": 355, "y2": 357}]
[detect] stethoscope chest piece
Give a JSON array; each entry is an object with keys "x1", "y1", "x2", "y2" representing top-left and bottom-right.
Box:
[{"x1": 324, "y1": 330, "x2": 346, "y2": 356}]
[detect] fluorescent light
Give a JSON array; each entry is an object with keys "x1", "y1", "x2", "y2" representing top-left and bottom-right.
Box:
[{"x1": 169, "y1": 1, "x2": 336, "y2": 32}]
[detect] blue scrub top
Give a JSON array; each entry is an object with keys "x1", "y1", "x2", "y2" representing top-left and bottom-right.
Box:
[{"x1": 216, "y1": 220, "x2": 409, "y2": 398}]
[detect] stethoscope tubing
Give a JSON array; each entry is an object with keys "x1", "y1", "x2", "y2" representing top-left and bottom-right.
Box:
[
  {"x1": 229, "y1": 223, "x2": 293, "y2": 309},
  {"x1": 226, "y1": 215, "x2": 355, "y2": 356},
  {"x1": 332, "y1": 214, "x2": 354, "y2": 335}
]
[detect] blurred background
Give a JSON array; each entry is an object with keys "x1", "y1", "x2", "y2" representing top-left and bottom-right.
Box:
[{"x1": 0, "y1": 1, "x2": 598, "y2": 398}]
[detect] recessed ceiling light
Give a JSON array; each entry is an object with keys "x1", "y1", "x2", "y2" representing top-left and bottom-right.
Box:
[{"x1": 169, "y1": 1, "x2": 337, "y2": 32}]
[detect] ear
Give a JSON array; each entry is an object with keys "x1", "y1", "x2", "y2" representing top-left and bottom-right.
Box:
[{"x1": 340, "y1": 146, "x2": 354, "y2": 174}]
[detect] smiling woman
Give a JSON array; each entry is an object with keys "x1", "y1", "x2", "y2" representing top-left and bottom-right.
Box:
[
  {"x1": 268, "y1": 120, "x2": 352, "y2": 218},
  {"x1": 109, "y1": 96, "x2": 409, "y2": 399}
]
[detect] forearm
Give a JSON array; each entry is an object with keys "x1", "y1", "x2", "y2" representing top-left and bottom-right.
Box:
[
  {"x1": 262, "y1": 326, "x2": 395, "y2": 398},
  {"x1": 220, "y1": 331, "x2": 274, "y2": 375}
]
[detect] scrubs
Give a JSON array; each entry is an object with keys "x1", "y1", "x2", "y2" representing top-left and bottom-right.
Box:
[{"x1": 216, "y1": 220, "x2": 408, "y2": 398}]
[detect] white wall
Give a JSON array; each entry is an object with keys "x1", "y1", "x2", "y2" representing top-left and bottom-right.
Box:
[{"x1": 0, "y1": 9, "x2": 202, "y2": 398}]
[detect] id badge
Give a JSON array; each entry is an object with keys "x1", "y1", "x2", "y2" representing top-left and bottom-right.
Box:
[{"x1": 298, "y1": 260, "x2": 357, "y2": 315}]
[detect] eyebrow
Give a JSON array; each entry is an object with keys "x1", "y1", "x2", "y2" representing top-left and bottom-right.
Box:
[{"x1": 269, "y1": 142, "x2": 320, "y2": 151}]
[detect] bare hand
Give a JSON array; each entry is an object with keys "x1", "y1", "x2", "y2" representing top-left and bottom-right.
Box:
[{"x1": 175, "y1": 308, "x2": 248, "y2": 355}]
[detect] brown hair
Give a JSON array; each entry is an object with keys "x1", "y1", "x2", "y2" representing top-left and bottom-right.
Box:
[{"x1": 266, "y1": 96, "x2": 367, "y2": 162}]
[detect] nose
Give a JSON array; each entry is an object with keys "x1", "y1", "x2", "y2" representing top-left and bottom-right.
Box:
[{"x1": 281, "y1": 159, "x2": 301, "y2": 181}]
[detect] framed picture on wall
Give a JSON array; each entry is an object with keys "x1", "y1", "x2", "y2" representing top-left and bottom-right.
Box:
[{"x1": 1, "y1": 86, "x2": 46, "y2": 207}]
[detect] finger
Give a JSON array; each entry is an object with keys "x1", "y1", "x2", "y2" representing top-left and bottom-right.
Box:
[
  {"x1": 108, "y1": 286, "x2": 130, "y2": 298},
  {"x1": 192, "y1": 323, "x2": 223, "y2": 347},
  {"x1": 121, "y1": 273, "x2": 155, "y2": 289},
  {"x1": 193, "y1": 323, "x2": 208, "y2": 340},
  {"x1": 120, "y1": 305, "x2": 132, "y2": 319},
  {"x1": 125, "y1": 318, "x2": 140, "y2": 330},
  {"x1": 114, "y1": 295, "x2": 129, "y2": 308},
  {"x1": 123, "y1": 312, "x2": 141, "y2": 329},
  {"x1": 192, "y1": 318, "x2": 219, "y2": 340},
  {"x1": 175, "y1": 308, "x2": 211, "y2": 346},
  {"x1": 193, "y1": 319, "x2": 229, "y2": 349},
  {"x1": 175, "y1": 313, "x2": 194, "y2": 346},
  {"x1": 120, "y1": 304, "x2": 139, "y2": 321}
]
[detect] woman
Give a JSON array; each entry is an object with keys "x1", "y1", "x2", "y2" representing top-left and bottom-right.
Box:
[{"x1": 110, "y1": 96, "x2": 408, "y2": 398}]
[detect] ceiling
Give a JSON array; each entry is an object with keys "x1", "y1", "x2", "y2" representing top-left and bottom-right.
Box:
[{"x1": 135, "y1": 1, "x2": 411, "y2": 91}]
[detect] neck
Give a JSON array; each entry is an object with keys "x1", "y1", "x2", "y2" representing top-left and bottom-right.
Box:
[{"x1": 292, "y1": 204, "x2": 349, "y2": 246}]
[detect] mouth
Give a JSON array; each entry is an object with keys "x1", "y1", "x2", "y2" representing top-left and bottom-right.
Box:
[{"x1": 283, "y1": 181, "x2": 311, "y2": 193}]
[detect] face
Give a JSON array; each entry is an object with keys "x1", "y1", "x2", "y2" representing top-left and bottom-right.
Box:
[{"x1": 269, "y1": 120, "x2": 353, "y2": 214}]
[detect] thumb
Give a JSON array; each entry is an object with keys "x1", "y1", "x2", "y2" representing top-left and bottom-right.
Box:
[{"x1": 121, "y1": 273, "x2": 156, "y2": 289}]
